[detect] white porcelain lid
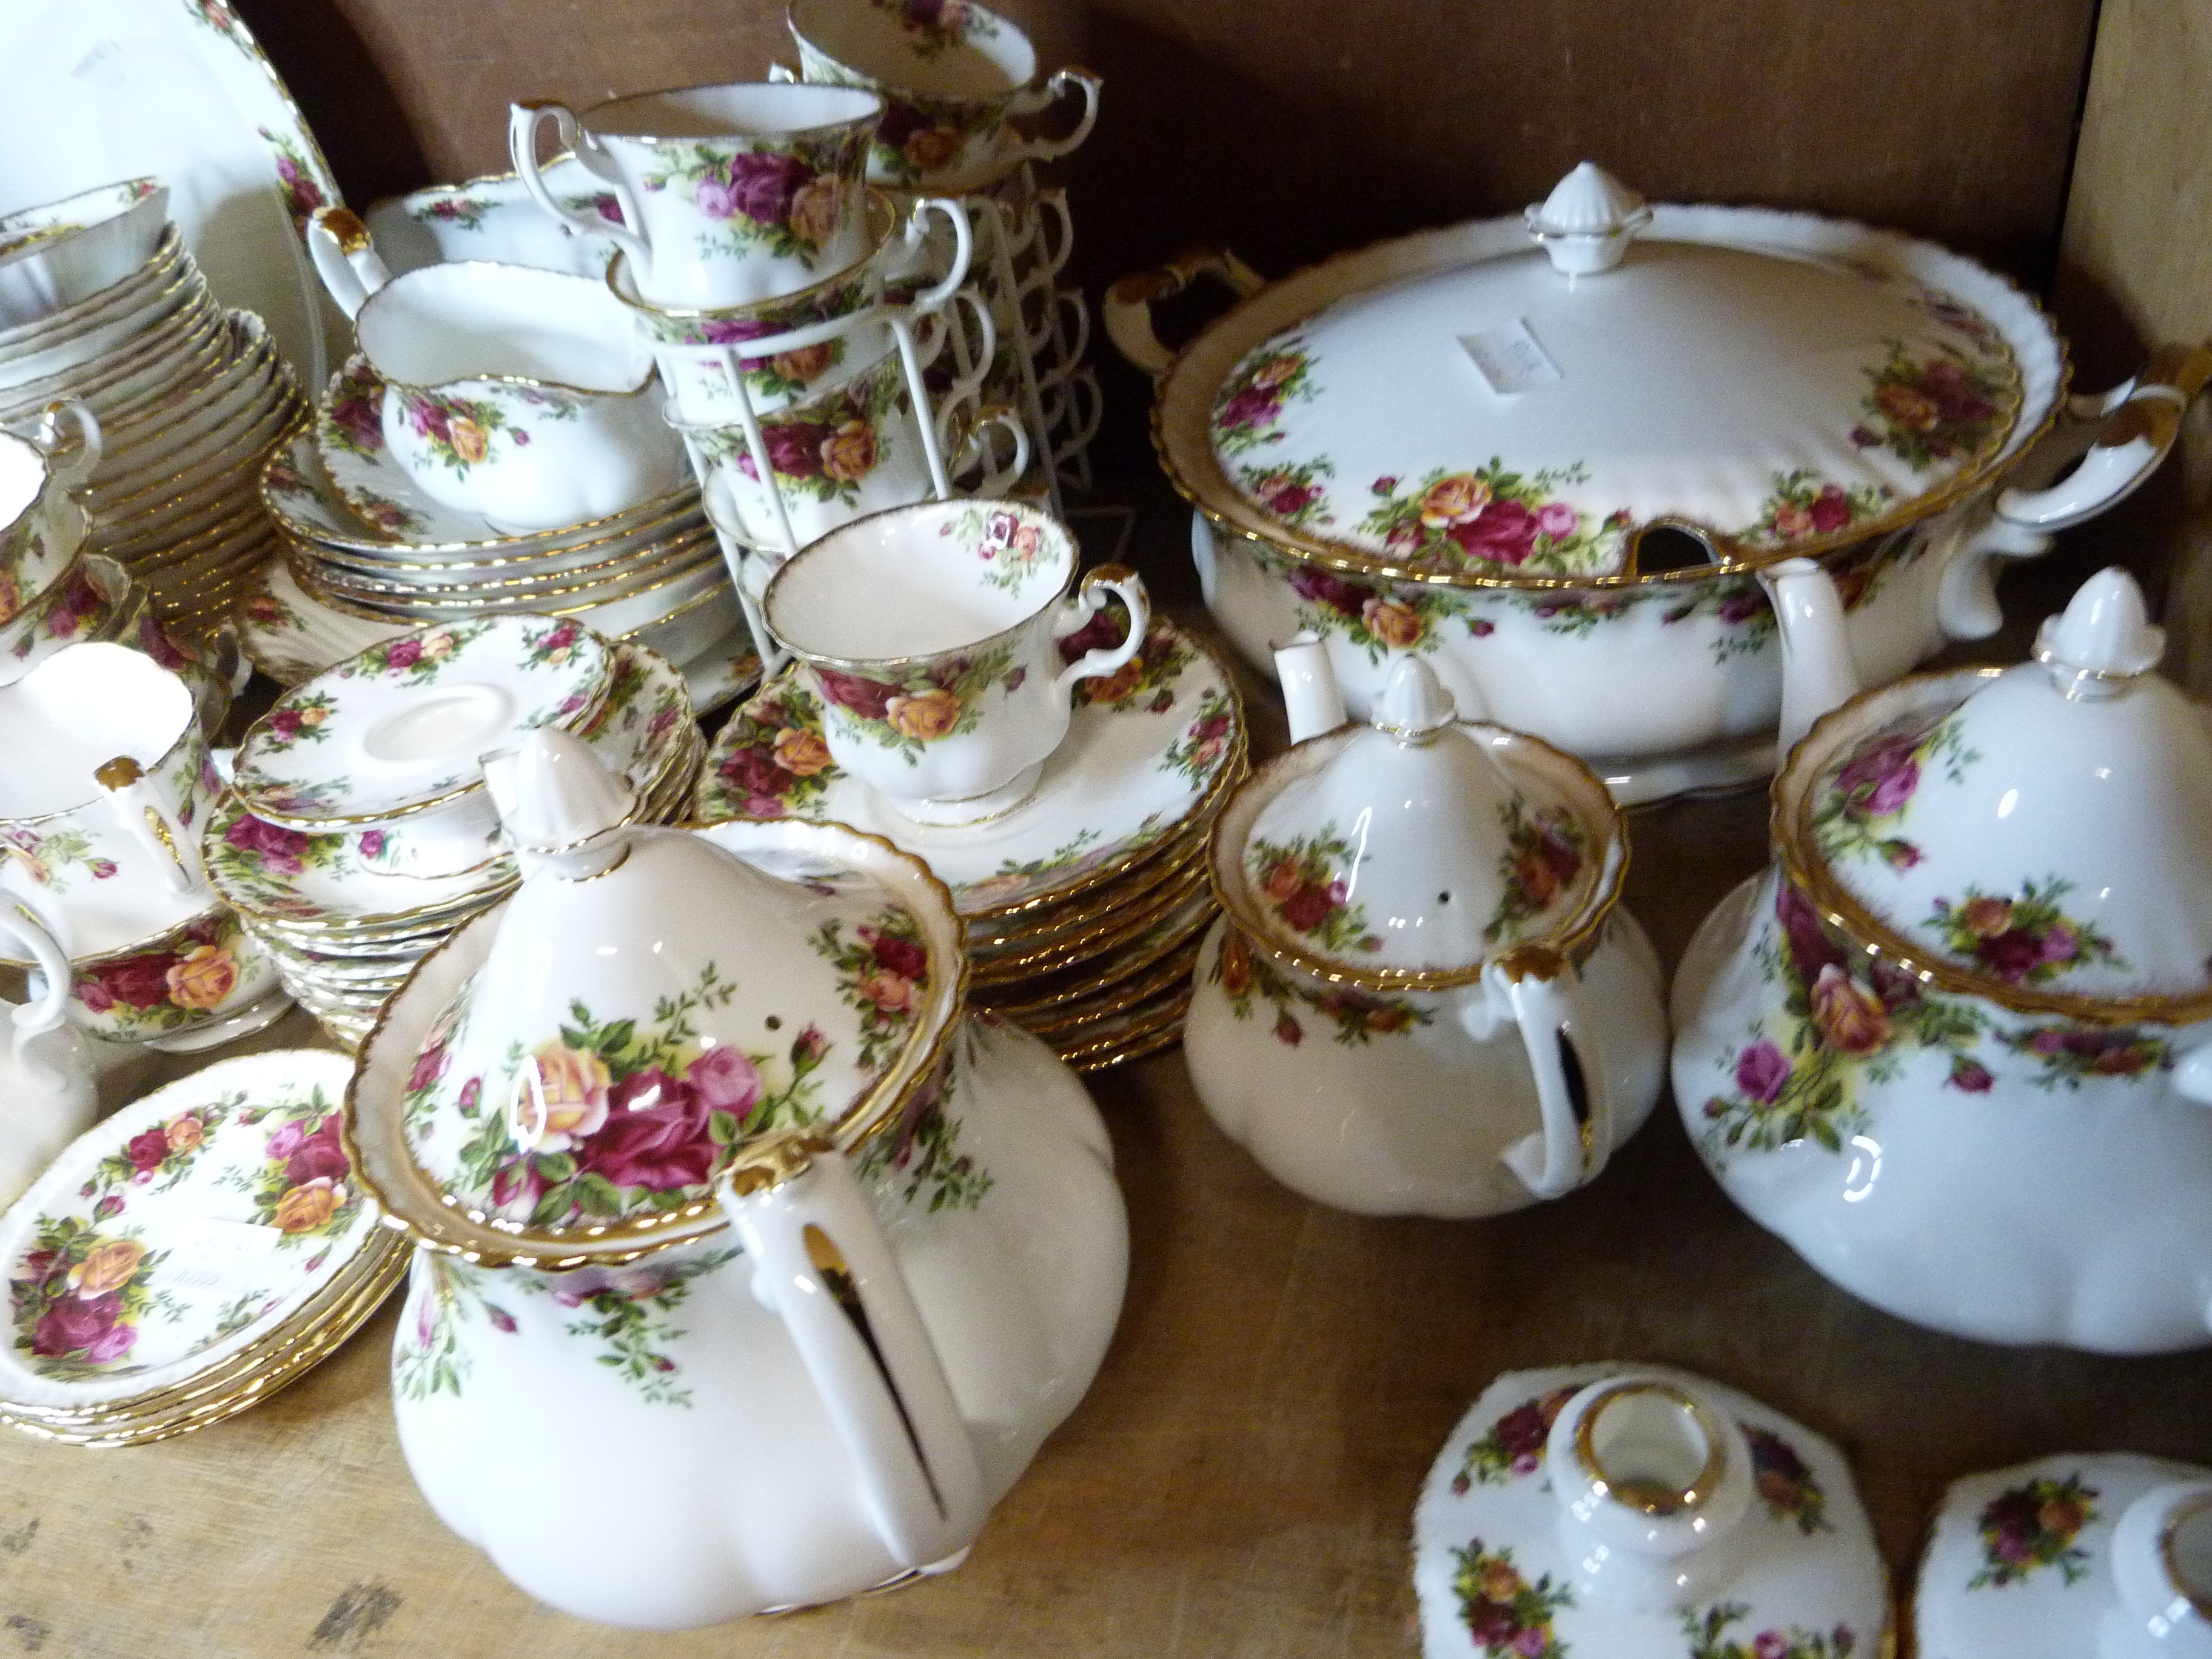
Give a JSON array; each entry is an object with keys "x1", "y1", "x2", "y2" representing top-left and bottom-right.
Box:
[
  {"x1": 1205, "y1": 164, "x2": 2021, "y2": 578},
  {"x1": 352, "y1": 736, "x2": 967, "y2": 1265},
  {"x1": 1794, "y1": 568, "x2": 2212, "y2": 1003},
  {"x1": 1219, "y1": 657, "x2": 1623, "y2": 980}
]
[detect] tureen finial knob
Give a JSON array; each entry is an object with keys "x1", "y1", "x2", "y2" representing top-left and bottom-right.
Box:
[
  {"x1": 1372, "y1": 654, "x2": 1458, "y2": 740},
  {"x1": 481, "y1": 725, "x2": 635, "y2": 869},
  {"x1": 1525, "y1": 162, "x2": 1651, "y2": 276},
  {"x1": 2033, "y1": 566, "x2": 2165, "y2": 699}
]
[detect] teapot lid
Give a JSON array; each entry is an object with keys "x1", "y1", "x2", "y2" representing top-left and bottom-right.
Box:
[
  {"x1": 346, "y1": 731, "x2": 966, "y2": 1267},
  {"x1": 1783, "y1": 568, "x2": 2212, "y2": 1010},
  {"x1": 1207, "y1": 163, "x2": 2024, "y2": 580},
  {"x1": 1213, "y1": 657, "x2": 1626, "y2": 984}
]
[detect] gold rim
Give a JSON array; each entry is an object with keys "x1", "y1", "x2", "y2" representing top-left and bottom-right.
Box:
[
  {"x1": 2158, "y1": 1489, "x2": 2212, "y2": 1619},
  {"x1": 971, "y1": 859, "x2": 1212, "y2": 984},
  {"x1": 1004, "y1": 931, "x2": 1205, "y2": 1034},
  {"x1": 975, "y1": 886, "x2": 1216, "y2": 1016},
  {"x1": 1773, "y1": 665, "x2": 2212, "y2": 1025},
  {"x1": 1054, "y1": 987, "x2": 1193, "y2": 1069},
  {"x1": 965, "y1": 828, "x2": 1209, "y2": 951},
  {"x1": 569, "y1": 81, "x2": 885, "y2": 146},
  {"x1": 1570, "y1": 1379, "x2": 1729, "y2": 1517},
  {"x1": 607, "y1": 190, "x2": 896, "y2": 325}
]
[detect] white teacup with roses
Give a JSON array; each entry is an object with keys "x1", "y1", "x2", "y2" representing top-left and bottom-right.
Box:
[{"x1": 762, "y1": 497, "x2": 1150, "y2": 824}]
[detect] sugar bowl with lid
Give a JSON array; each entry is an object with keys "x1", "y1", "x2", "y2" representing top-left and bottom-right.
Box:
[
  {"x1": 1672, "y1": 566, "x2": 2212, "y2": 1352},
  {"x1": 346, "y1": 728, "x2": 1127, "y2": 1627},
  {"x1": 1184, "y1": 646, "x2": 1666, "y2": 1216}
]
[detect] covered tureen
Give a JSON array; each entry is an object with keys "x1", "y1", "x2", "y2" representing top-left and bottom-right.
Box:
[
  {"x1": 1672, "y1": 567, "x2": 2212, "y2": 1353},
  {"x1": 1184, "y1": 648, "x2": 1665, "y2": 1216}
]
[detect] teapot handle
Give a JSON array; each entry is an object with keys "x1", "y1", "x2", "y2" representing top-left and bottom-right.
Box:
[
  {"x1": 719, "y1": 1142, "x2": 985, "y2": 1571},
  {"x1": 1104, "y1": 247, "x2": 1265, "y2": 378},
  {"x1": 1464, "y1": 948, "x2": 1614, "y2": 1201}
]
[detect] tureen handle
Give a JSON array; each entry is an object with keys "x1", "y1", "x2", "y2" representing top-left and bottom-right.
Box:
[
  {"x1": 1104, "y1": 249, "x2": 1266, "y2": 378},
  {"x1": 719, "y1": 1141, "x2": 987, "y2": 1572},
  {"x1": 1994, "y1": 343, "x2": 2212, "y2": 531},
  {"x1": 1473, "y1": 947, "x2": 1615, "y2": 1201},
  {"x1": 304, "y1": 207, "x2": 390, "y2": 322},
  {"x1": 507, "y1": 102, "x2": 652, "y2": 270}
]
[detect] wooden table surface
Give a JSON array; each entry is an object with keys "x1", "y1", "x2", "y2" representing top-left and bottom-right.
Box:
[{"x1": 0, "y1": 497, "x2": 2205, "y2": 1658}]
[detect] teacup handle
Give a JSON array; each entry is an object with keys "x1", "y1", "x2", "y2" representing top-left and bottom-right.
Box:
[
  {"x1": 1460, "y1": 947, "x2": 1615, "y2": 1201},
  {"x1": 1000, "y1": 68, "x2": 1102, "y2": 166},
  {"x1": 0, "y1": 900, "x2": 73, "y2": 1050},
  {"x1": 901, "y1": 197, "x2": 976, "y2": 309},
  {"x1": 1051, "y1": 565, "x2": 1150, "y2": 693},
  {"x1": 1028, "y1": 187, "x2": 1075, "y2": 280},
  {"x1": 946, "y1": 401, "x2": 1032, "y2": 495},
  {"x1": 718, "y1": 1141, "x2": 986, "y2": 1571},
  {"x1": 1049, "y1": 369, "x2": 1105, "y2": 464},
  {"x1": 508, "y1": 102, "x2": 651, "y2": 267},
  {"x1": 305, "y1": 207, "x2": 391, "y2": 321},
  {"x1": 29, "y1": 401, "x2": 101, "y2": 494},
  {"x1": 93, "y1": 756, "x2": 206, "y2": 899}
]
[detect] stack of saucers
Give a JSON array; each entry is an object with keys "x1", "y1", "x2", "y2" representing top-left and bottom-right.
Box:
[
  {"x1": 696, "y1": 617, "x2": 1245, "y2": 1068},
  {"x1": 204, "y1": 617, "x2": 706, "y2": 1050},
  {"x1": 0, "y1": 184, "x2": 308, "y2": 638},
  {"x1": 0, "y1": 1051, "x2": 406, "y2": 1447}
]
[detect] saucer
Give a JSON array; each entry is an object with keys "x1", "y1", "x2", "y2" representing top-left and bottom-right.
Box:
[
  {"x1": 1415, "y1": 1362, "x2": 1889, "y2": 1659},
  {"x1": 230, "y1": 612, "x2": 613, "y2": 828},
  {"x1": 979, "y1": 882, "x2": 1217, "y2": 1018},
  {"x1": 697, "y1": 617, "x2": 1246, "y2": 917},
  {"x1": 0, "y1": 1049, "x2": 400, "y2": 1418}
]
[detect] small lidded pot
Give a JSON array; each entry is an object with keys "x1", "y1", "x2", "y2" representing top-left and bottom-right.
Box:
[
  {"x1": 1673, "y1": 566, "x2": 2212, "y2": 1352},
  {"x1": 1185, "y1": 648, "x2": 1666, "y2": 1216}
]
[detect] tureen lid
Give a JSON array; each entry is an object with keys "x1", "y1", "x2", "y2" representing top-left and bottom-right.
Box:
[
  {"x1": 1213, "y1": 657, "x2": 1625, "y2": 984},
  {"x1": 1190, "y1": 163, "x2": 2039, "y2": 585},
  {"x1": 1784, "y1": 568, "x2": 2212, "y2": 1009},
  {"x1": 345, "y1": 729, "x2": 965, "y2": 1265}
]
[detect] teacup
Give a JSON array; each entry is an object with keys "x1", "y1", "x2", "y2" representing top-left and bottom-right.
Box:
[
  {"x1": 761, "y1": 497, "x2": 1148, "y2": 822},
  {"x1": 53, "y1": 902, "x2": 286, "y2": 1048},
  {"x1": 0, "y1": 642, "x2": 220, "y2": 963},
  {"x1": 509, "y1": 82, "x2": 883, "y2": 309},
  {"x1": 0, "y1": 403, "x2": 99, "y2": 593},
  {"x1": 786, "y1": 0, "x2": 1101, "y2": 190},
  {"x1": 0, "y1": 179, "x2": 169, "y2": 332},
  {"x1": 307, "y1": 213, "x2": 687, "y2": 536},
  {"x1": 0, "y1": 552, "x2": 132, "y2": 680}
]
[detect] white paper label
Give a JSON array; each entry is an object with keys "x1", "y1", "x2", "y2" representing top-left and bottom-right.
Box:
[
  {"x1": 1460, "y1": 319, "x2": 1562, "y2": 396},
  {"x1": 166, "y1": 1216, "x2": 283, "y2": 1296},
  {"x1": 69, "y1": 41, "x2": 130, "y2": 91}
]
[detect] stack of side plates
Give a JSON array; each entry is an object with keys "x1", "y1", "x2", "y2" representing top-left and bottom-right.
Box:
[
  {"x1": 696, "y1": 618, "x2": 1247, "y2": 1069},
  {"x1": 244, "y1": 359, "x2": 756, "y2": 709},
  {"x1": 206, "y1": 638, "x2": 706, "y2": 1051},
  {"x1": 0, "y1": 218, "x2": 307, "y2": 639},
  {"x1": 0, "y1": 1050, "x2": 405, "y2": 1448}
]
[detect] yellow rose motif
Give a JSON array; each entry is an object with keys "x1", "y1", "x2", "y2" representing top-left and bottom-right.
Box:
[
  {"x1": 165, "y1": 944, "x2": 238, "y2": 1012},
  {"x1": 820, "y1": 419, "x2": 878, "y2": 483},
  {"x1": 420, "y1": 630, "x2": 456, "y2": 661},
  {"x1": 886, "y1": 687, "x2": 964, "y2": 742},
  {"x1": 786, "y1": 177, "x2": 843, "y2": 246},
  {"x1": 449, "y1": 415, "x2": 491, "y2": 464},
  {"x1": 1361, "y1": 597, "x2": 1426, "y2": 649},
  {"x1": 771, "y1": 342, "x2": 835, "y2": 386},
  {"x1": 1419, "y1": 474, "x2": 1491, "y2": 528},
  {"x1": 1084, "y1": 658, "x2": 1147, "y2": 706},
  {"x1": 1219, "y1": 931, "x2": 1252, "y2": 996},
  {"x1": 1875, "y1": 384, "x2": 1940, "y2": 432},
  {"x1": 1248, "y1": 354, "x2": 1301, "y2": 390},
  {"x1": 164, "y1": 1114, "x2": 204, "y2": 1154},
  {"x1": 0, "y1": 571, "x2": 19, "y2": 626},
  {"x1": 273, "y1": 1178, "x2": 344, "y2": 1235},
  {"x1": 902, "y1": 126, "x2": 963, "y2": 175},
  {"x1": 859, "y1": 968, "x2": 917, "y2": 1015},
  {"x1": 1959, "y1": 896, "x2": 2014, "y2": 937},
  {"x1": 1810, "y1": 963, "x2": 1891, "y2": 1056},
  {"x1": 1478, "y1": 1560, "x2": 1524, "y2": 1601},
  {"x1": 299, "y1": 706, "x2": 327, "y2": 727},
  {"x1": 772, "y1": 726, "x2": 834, "y2": 777},
  {"x1": 70, "y1": 1239, "x2": 147, "y2": 1297},
  {"x1": 515, "y1": 1041, "x2": 611, "y2": 1151}
]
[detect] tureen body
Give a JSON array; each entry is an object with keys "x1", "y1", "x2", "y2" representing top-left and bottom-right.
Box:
[{"x1": 1672, "y1": 572, "x2": 2212, "y2": 1352}]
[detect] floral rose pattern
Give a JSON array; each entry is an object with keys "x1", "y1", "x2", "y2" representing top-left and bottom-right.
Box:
[
  {"x1": 0, "y1": 825, "x2": 119, "y2": 891},
  {"x1": 217, "y1": 1089, "x2": 363, "y2": 1245},
  {"x1": 812, "y1": 638, "x2": 1015, "y2": 761},
  {"x1": 393, "y1": 1250, "x2": 512, "y2": 1403},
  {"x1": 338, "y1": 621, "x2": 498, "y2": 686},
  {"x1": 1450, "y1": 1386, "x2": 1578, "y2": 1492},
  {"x1": 1212, "y1": 338, "x2": 1318, "y2": 458},
  {"x1": 854, "y1": 1057, "x2": 992, "y2": 1213},
  {"x1": 1210, "y1": 927, "x2": 1426, "y2": 1049},
  {"x1": 1744, "y1": 1424, "x2": 1830, "y2": 1534},
  {"x1": 392, "y1": 386, "x2": 580, "y2": 479},
  {"x1": 703, "y1": 688, "x2": 842, "y2": 819},
  {"x1": 810, "y1": 909, "x2": 934, "y2": 1076},
  {"x1": 1279, "y1": 557, "x2": 1461, "y2": 663},
  {"x1": 1741, "y1": 468, "x2": 1894, "y2": 550},
  {"x1": 252, "y1": 689, "x2": 337, "y2": 753},
  {"x1": 1162, "y1": 688, "x2": 1238, "y2": 786},
  {"x1": 638, "y1": 126, "x2": 866, "y2": 267},
  {"x1": 1969, "y1": 1473, "x2": 2097, "y2": 1587},
  {"x1": 256, "y1": 127, "x2": 332, "y2": 230},
  {"x1": 1358, "y1": 464, "x2": 1629, "y2": 578},
  {"x1": 1245, "y1": 826, "x2": 1381, "y2": 956},
  {"x1": 9, "y1": 1219, "x2": 171, "y2": 1378},
  {"x1": 1452, "y1": 1540, "x2": 1571, "y2": 1658},
  {"x1": 945, "y1": 502, "x2": 1056, "y2": 593},
  {"x1": 1925, "y1": 878, "x2": 2121, "y2": 987},
  {"x1": 1060, "y1": 611, "x2": 1192, "y2": 711},
  {"x1": 536, "y1": 1247, "x2": 743, "y2": 1407},
  {"x1": 1685, "y1": 1603, "x2": 1856, "y2": 1659},
  {"x1": 697, "y1": 370, "x2": 902, "y2": 506},
  {"x1": 1235, "y1": 458, "x2": 1336, "y2": 529},
  {"x1": 1809, "y1": 707, "x2": 1979, "y2": 872},
  {"x1": 1487, "y1": 799, "x2": 1584, "y2": 942},
  {"x1": 70, "y1": 912, "x2": 252, "y2": 1037},
  {"x1": 1852, "y1": 341, "x2": 2011, "y2": 472},
  {"x1": 2000, "y1": 1024, "x2": 2168, "y2": 1088},
  {"x1": 869, "y1": 0, "x2": 999, "y2": 58}
]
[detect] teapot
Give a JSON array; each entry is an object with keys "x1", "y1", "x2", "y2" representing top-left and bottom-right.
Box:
[
  {"x1": 345, "y1": 728, "x2": 1127, "y2": 1627},
  {"x1": 1183, "y1": 646, "x2": 1666, "y2": 1216},
  {"x1": 1672, "y1": 566, "x2": 2212, "y2": 1351}
]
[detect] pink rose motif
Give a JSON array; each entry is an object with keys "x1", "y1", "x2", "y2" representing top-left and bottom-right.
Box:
[
  {"x1": 2040, "y1": 923, "x2": 2080, "y2": 965},
  {"x1": 126, "y1": 1126, "x2": 171, "y2": 1173},
  {"x1": 1718, "y1": 589, "x2": 1768, "y2": 625},
  {"x1": 284, "y1": 1116, "x2": 351, "y2": 1186},
  {"x1": 1512, "y1": 1631, "x2": 1547, "y2": 1658},
  {"x1": 486, "y1": 1305, "x2": 517, "y2": 1335},
  {"x1": 491, "y1": 1161, "x2": 543, "y2": 1217},
  {"x1": 686, "y1": 1045, "x2": 763, "y2": 1121},
  {"x1": 1264, "y1": 478, "x2": 1318, "y2": 517},
  {"x1": 405, "y1": 1041, "x2": 448, "y2": 1094},
  {"x1": 384, "y1": 638, "x2": 423, "y2": 671},
  {"x1": 264, "y1": 1119, "x2": 307, "y2": 1162},
  {"x1": 1287, "y1": 563, "x2": 1372, "y2": 619},
  {"x1": 791, "y1": 1025, "x2": 829, "y2": 1064},
  {"x1": 1447, "y1": 498, "x2": 1541, "y2": 566},
  {"x1": 697, "y1": 315, "x2": 780, "y2": 347},
  {"x1": 1734, "y1": 1039, "x2": 1791, "y2": 1104},
  {"x1": 714, "y1": 152, "x2": 813, "y2": 227},
  {"x1": 224, "y1": 811, "x2": 310, "y2": 878},
  {"x1": 814, "y1": 668, "x2": 896, "y2": 720},
  {"x1": 860, "y1": 925, "x2": 928, "y2": 982},
  {"x1": 717, "y1": 746, "x2": 796, "y2": 811},
  {"x1": 1948, "y1": 1057, "x2": 1994, "y2": 1092},
  {"x1": 359, "y1": 830, "x2": 386, "y2": 860},
  {"x1": 1834, "y1": 732, "x2": 1921, "y2": 819},
  {"x1": 1272, "y1": 1013, "x2": 1302, "y2": 1047},
  {"x1": 1533, "y1": 501, "x2": 1579, "y2": 541},
  {"x1": 32, "y1": 1292, "x2": 130, "y2": 1359},
  {"x1": 332, "y1": 395, "x2": 381, "y2": 452},
  {"x1": 580, "y1": 1070, "x2": 719, "y2": 1191},
  {"x1": 1808, "y1": 485, "x2": 1854, "y2": 533},
  {"x1": 93, "y1": 1195, "x2": 123, "y2": 1221},
  {"x1": 1216, "y1": 383, "x2": 1281, "y2": 434},
  {"x1": 735, "y1": 420, "x2": 829, "y2": 481},
  {"x1": 1753, "y1": 1634, "x2": 1791, "y2": 1659},
  {"x1": 89, "y1": 859, "x2": 116, "y2": 879}
]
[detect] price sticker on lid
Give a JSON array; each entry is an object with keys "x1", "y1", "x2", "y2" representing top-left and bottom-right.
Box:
[{"x1": 1460, "y1": 318, "x2": 1563, "y2": 396}]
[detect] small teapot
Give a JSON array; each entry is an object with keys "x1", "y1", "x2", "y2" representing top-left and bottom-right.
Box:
[
  {"x1": 346, "y1": 728, "x2": 1127, "y2": 1627},
  {"x1": 1674, "y1": 567, "x2": 2212, "y2": 1351},
  {"x1": 1184, "y1": 647, "x2": 1666, "y2": 1216}
]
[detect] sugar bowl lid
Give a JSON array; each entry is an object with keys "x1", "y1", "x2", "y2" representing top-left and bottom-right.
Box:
[
  {"x1": 1213, "y1": 655, "x2": 1627, "y2": 985},
  {"x1": 1782, "y1": 568, "x2": 2212, "y2": 1012},
  {"x1": 345, "y1": 729, "x2": 967, "y2": 1267}
]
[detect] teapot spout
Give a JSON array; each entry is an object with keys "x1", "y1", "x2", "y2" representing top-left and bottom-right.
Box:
[
  {"x1": 1762, "y1": 557, "x2": 1863, "y2": 760},
  {"x1": 1275, "y1": 633, "x2": 1347, "y2": 743}
]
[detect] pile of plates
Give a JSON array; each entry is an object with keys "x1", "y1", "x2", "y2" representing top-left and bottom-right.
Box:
[
  {"x1": 697, "y1": 617, "x2": 1247, "y2": 1069},
  {"x1": 0, "y1": 192, "x2": 307, "y2": 640},
  {"x1": 247, "y1": 366, "x2": 754, "y2": 703},
  {"x1": 204, "y1": 627, "x2": 706, "y2": 1050},
  {"x1": 0, "y1": 1051, "x2": 405, "y2": 1447}
]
